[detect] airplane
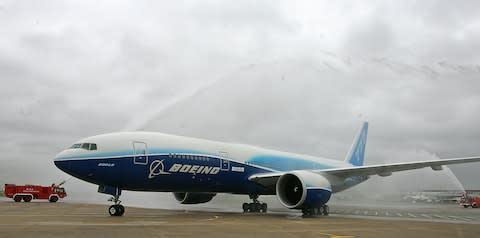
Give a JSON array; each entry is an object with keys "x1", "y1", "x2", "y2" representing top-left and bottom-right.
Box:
[{"x1": 54, "y1": 122, "x2": 480, "y2": 217}]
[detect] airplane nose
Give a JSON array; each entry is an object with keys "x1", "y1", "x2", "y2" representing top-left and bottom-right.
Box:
[{"x1": 54, "y1": 151, "x2": 71, "y2": 172}]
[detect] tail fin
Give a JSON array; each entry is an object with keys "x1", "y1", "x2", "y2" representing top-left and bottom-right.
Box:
[{"x1": 344, "y1": 122, "x2": 368, "y2": 166}]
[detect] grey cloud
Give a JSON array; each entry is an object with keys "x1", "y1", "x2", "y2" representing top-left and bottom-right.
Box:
[{"x1": 343, "y1": 19, "x2": 394, "y2": 58}]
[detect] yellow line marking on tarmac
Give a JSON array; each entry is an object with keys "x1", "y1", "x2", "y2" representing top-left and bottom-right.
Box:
[{"x1": 318, "y1": 232, "x2": 354, "y2": 238}]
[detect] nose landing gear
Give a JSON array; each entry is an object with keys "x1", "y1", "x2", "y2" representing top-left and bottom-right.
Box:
[
  {"x1": 242, "y1": 194, "x2": 268, "y2": 213},
  {"x1": 108, "y1": 194, "x2": 125, "y2": 216},
  {"x1": 99, "y1": 185, "x2": 125, "y2": 217}
]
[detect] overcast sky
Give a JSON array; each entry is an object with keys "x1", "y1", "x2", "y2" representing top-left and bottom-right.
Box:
[{"x1": 1, "y1": 1, "x2": 479, "y2": 206}]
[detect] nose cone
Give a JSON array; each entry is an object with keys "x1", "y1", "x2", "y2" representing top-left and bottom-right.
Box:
[{"x1": 54, "y1": 150, "x2": 71, "y2": 173}]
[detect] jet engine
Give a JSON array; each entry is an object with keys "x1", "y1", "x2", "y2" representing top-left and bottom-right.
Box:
[
  {"x1": 276, "y1": 171, "x2": 332, "y2": 209},
  {"x1": 173, "y1": 192, "x2": 216, "y2": 204}
]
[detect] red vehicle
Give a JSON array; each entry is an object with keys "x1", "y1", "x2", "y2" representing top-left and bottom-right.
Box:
[
  {"x1": 460, "y1": 192, "x2": 480, "y2": 208},
  {"x1": 3, "y1": 184, "x2": 67, "y2": 202}
]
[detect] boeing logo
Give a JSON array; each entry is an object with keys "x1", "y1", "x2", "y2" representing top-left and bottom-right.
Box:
[
  {"x1": 148, "y1": 160, "x2": 171, "y2": 178},
  {"x1": 149, "y1": 160, "x2": 220, "y2": 179}
]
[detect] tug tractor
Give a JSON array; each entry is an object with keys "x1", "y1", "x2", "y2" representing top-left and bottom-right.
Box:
[{"x1": 3, "y1": 182, "x2": 67, "y2": 203}]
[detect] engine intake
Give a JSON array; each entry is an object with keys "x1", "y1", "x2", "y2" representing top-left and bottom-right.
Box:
[
  {"x1": 276, "y1": 171, "x2": 332, "y2": 209},
  {"x1": 173, "y1": 192, "x2": 216, "y2": 204}
]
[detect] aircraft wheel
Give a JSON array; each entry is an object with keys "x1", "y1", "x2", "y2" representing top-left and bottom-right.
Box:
[
  {"x1": 109, "y1": 204, "x2": 125, "y2": 216},
  {"x1": 109, "y1": 205, "x2": 118, "y2": 216},
  {"x1": 255, "y1": 203, "x2": 262, "y2": 212},
  {"x1": 261, "y1": 203, "x2": 268, "y2": 213},
  {"x1": 242, "y1": 203, "x2": 249, "y2": 213},
  {"x1": 322, "y1": 205, "x2": 329, "y2": 216},
  {"x1": 117, "y1": 205, "x2": 125, "y2": 216},
  {"x1": 317, "y1": 206, "x2": 324, "y2": 216},
  {"x1": 302, "y1": 208, "x2": 312, "y2": 217}
]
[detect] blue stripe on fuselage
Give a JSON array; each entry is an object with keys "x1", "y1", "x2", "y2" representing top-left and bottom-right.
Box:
[{"x1": 247, "y1": 155, "x2": 335, "y2": 171}]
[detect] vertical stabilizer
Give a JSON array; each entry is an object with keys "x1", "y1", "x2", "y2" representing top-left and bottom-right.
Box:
[{"x1": 344, "y1": 122, "x2": 368, "y2": 166}]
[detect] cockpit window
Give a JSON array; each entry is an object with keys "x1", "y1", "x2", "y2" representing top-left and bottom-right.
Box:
[
  {"x1": 70, "y1": 144, "x2": 82, "y2": 149},
  {"x1": 69, "y1": 143, "x2": 98, "y2": 150},
  {"x1": 89, "y1": 144, "x2": 97, "y2": 150}
]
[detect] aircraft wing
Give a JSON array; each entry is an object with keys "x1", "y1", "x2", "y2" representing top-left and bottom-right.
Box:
[{"x1": 249, "y1": 156, "x2": 480, "y2": 187}]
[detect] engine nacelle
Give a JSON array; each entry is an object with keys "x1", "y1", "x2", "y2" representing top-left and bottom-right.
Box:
[
  {"x1": 276, "y1": 171, "x2": 332, "y2": 209},
  {"x1": 173, "y1": 192, "x2": 216, "y2": 204}
]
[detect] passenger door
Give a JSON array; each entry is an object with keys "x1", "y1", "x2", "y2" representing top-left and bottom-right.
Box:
[
  {"x1": 133, "y1": 142, "x2": 148, "y2": 165},
  {"x1": 218, "y1": 151, "x2": 230, "y2": 171}
]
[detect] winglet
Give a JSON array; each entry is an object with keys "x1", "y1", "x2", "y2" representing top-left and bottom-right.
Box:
[{"x1": 344, "y1": 122, "x2": 368, "y2": 166}]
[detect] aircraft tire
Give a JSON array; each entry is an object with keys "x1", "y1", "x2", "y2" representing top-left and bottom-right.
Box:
[
  {"x1": 254, "y1": 203, "x2": 261, "y2": 212},
  {"x1": 317, "y1": 206, "x2": 323, "y2": 216},
  {"x1": 242, "y1": 203, "x2": 249, "y2": 213},
  {"x1": 109, "y1": 204, "x2": 125, "y2": 216},
  {"x1": 109, "y1": 205, "x2": 118, "y2": 216},
  {"x1": 261, "y1": 203, "x2": 267, "y2": 213},
  {"x1": 302, "y1": 208, "x2": 312, "y2": 217},
  {"x1": 322, "y1": 205, "x2": 329, "y2": 216},
  {"x1": 118, "y1": 205, "x2": 125, "y2": 216}
]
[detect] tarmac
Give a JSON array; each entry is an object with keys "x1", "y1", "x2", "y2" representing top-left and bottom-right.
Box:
[{"x1": 1, "y1": 199, "x2": 479, "y2": 238}]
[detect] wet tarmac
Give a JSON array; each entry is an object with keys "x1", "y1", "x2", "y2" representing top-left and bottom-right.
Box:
[{"x1": 1, "y1": 200, "x2": 479, "y2": 238}]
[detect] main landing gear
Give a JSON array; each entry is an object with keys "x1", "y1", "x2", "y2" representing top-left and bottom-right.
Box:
[
  {"x1": 108, "y1": 194, "x2": 125, "y2": 217},
  {"x1": 242, "y1": 194, "x2": 267, "y2": 213},
  {"x1": 302, "y1": 204, "x2": 329, "y2": 217}
]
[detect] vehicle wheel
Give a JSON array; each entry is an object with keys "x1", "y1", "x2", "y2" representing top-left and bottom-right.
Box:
[
  {"x1": 464, "y1": 205, "x2": 469, "y2": 208},
  {"x1": 23, "y1": 196, "x2": 32, "y2": 202},
  {"x1": 49, "y1": 196, "x2": 58, "y2": 203},
  {"x1": 473, "y1": 204, "x2": 478, "y2": 208},
  {"x1": 14, "y1": 196, "x2": 22, "y2": 202},
  {"x1": 242, "y1": 203, "x2": 249, "y2": 213}
]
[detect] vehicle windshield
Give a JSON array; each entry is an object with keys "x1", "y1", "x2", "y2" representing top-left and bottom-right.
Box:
[{"x1": 55, "y1": 188, "x2": 65, "y2": 193}]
